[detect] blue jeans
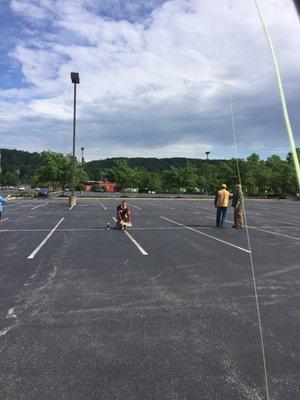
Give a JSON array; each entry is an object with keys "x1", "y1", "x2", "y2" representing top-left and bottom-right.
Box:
[{"x1": 216, "y1": 207, "x2": 227, "y2": 228}]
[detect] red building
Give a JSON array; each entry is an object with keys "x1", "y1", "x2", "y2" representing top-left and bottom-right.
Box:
[{"x1": 84, "y1": 181, "x2": 117, "y2": 192}]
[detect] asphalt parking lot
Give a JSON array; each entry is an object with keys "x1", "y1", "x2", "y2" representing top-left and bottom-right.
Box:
[{"x1": 0, "y1": 198, "x2": 299, "y2": 400}]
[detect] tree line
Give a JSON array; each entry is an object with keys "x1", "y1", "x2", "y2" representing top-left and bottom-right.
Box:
[{"x1": 0, "y1": 148, "x2": 299, "y2": 197}]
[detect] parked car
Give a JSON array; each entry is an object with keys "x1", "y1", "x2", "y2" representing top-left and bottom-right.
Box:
[{"x1": 38, "y1": 188, "x2": 50, "y2": 197}]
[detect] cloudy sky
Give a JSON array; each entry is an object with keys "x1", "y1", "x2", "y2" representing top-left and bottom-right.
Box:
[{"x1": 0, "y1": 0, "x2": 299, "y2": 161}]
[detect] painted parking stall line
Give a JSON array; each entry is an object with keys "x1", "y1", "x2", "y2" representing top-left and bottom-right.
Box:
[
  {"x1": 205, "y1": 215, "x2": 300, "y2": 242},
  {"x1": 124, "y1": 231, "x2": 148, "y2": 255},
  {"x1": 99, "y1": 202, "x2": 107, "y2": 210},
  {"x1": 161, "y1": 216, "x2": 251, "y2": 253},
  {"x1": 69, "y1": 205, "x2": 75, "y2": 211},
  {"x1": 27, "y1": 218, "x2": 65, "y2": 259},
  {"x1": 246, "y1": 213, "x2": 298, "y2": 227},
  {"x1": 31, "y1": 202, "x2": 48, "y2": 211},
  {"x1": 112, "y1": 217, "x2": 148, "y2": 255}
]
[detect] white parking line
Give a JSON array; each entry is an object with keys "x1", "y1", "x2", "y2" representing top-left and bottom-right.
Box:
[
  {"x1": 27, "y1": 218, "x2": 64, "y2": 259},
  {"x1": 112, "y1": 217, "x2": 148, "y2": 255},
  {"x1": 247, "y1": 213, "x2": 297, "y2": 227},
  {"x1": 1, "y1": 218, "x2": 9, "y2": 222},
  {"x1": 205, "y1": 215, "x2": 300, "y2": 241},
  {"x1": 31, "y1": 202, "x2": 48, "y2": 211},
  {"x1": 100, "y1": 202, "x2": 107, "y2": 210},
  {"x1": 128, "y1": 203, "x2": 143, "y2": 210},
  {"x1": 69, "y1": 205, "x2": 75, "y2": 211},
  {"x1": 245, "y1": 225, "x2": 300, "y2": 241},
  {"x1": 161, "y1": 216, "x2": 250, "y2": 253},
  {"x1": 124, "y1": 231, "x2": 148, "y2": 255}
]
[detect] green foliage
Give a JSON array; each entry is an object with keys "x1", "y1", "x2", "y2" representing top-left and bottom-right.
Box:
[
  {"x1": 1, "y1": 170, "x2": 20, "y2": 186},
  {"x1": 139, "y1": 171, "x2": 162, "y2": 192},
  {"x1": 108, "y1": 160, "x2": 139, "y2": 193},
  {"x1": 0, "y1": 148, "x2": 42, "y2": 186},
  {"x1": 34, "y1": 151, "x2": 87, "y2": 189},
  {"x1": 92, "y1": 183, "x2": 101, "y2": 192},
  {"x1": 1, "y1": 148, "x2": 299, "y2": 196}
]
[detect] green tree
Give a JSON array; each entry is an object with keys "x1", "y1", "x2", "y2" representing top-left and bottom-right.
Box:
[
  {"x1": 34, "y1": 151, "x2": 87, "y2": 189},
  {"x1": 139, "y1": 171, "x2": 162, "y2": 192},
  {"x1": 286, "y1": 148, "x2": 300, "y2": 166},
  {"x1": 266, "y1": 155, "x2": 286, "y2": 194},
  {"x1": 162, "y1": 162, "x2": 199, "y2": 193},
  {"x1": 199, "y1": 163, "x2": 219, "y2": 194},
  {"x1": 181, "y1": 162, "x2": 199, "y2": 192},
  {"x1": 163, "y1": 166, "x2": 183, "y2": 193},
  {"x1": 108, "y1": 160, "x2": 139, "y2": 194},
  {"x1": 1, "y1": 171, "x2": 20, "y2": 186},
  {"x1": 286, "y1": 148, "x2": 300, "y2": 195}
]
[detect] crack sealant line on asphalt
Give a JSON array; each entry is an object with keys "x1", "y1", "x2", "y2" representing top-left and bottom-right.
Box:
[
  {"x1": 161, "y1": 216, "x2": 251, "y2": 254},
  {"x1": 205, "y1": 215, "x2": 300, "y2": 242},
  {"x1": 112, "y1": 217, "x2": 148, "y2": 255},
  {"x1": 27, "y1": 218, "x2": 65, "y2": 260},
  {"x1": 148, "y1": 203, "x2": 175, "y2": 210},
  {"x1": 30, "y1": 202, "x2": 48, "y2": 211}
]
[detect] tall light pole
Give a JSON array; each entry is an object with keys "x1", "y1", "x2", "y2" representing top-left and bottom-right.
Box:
[
  {"x1": 81, "y1": 147, "x2": 84, "y2": 164},
  {"x1": 69, "y1": 72, "x2": 80, "y2": 207},
  {"x1": 205, "y1": 151, "x2": 211, "y2": 195}
]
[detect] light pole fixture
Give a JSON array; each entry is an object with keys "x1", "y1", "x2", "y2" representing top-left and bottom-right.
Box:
[
  {"x1": 204, "y1": 151, "x2": 211, "y2": 195},
  {"x1": 81, "y1": 147, "x2": 84, "y2": 164},
  {"x1": 69, "y1": 72, "x2": 80, "y2": 207}
]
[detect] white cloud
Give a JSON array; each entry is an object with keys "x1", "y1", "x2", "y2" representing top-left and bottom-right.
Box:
[{"x1": 1, "y1": 0, "x2": 299, "y2": 160}]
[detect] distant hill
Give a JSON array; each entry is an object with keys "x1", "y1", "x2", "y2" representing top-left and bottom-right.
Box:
[
  {"x1": 0, "y1": 148, "x2": 43, "y2": 183},
  {"x1": 85, "y1": 157, "x2": 224, "y2": 179},
  {"x1": 1, "y1": 149, "x2": 220, "y2": 183},
  {"x1": 1, "y1": 148, "x2": 298, "y2": 198}
]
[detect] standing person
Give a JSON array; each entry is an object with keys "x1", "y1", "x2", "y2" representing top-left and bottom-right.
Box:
[
  {"x1": 232, "y1": 184, "x2": 244, "y2": 229},
  {"x1": 0, "y1": 194, "x2": 10, "y2": 228},
  {"x1": 214, "y1": 184, "x2": 233, "y2": 229}
]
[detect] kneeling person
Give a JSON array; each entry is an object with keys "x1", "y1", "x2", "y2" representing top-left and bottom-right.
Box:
[{"x1": 116, "y1": 200, "x2": 132, "y2": 229}]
